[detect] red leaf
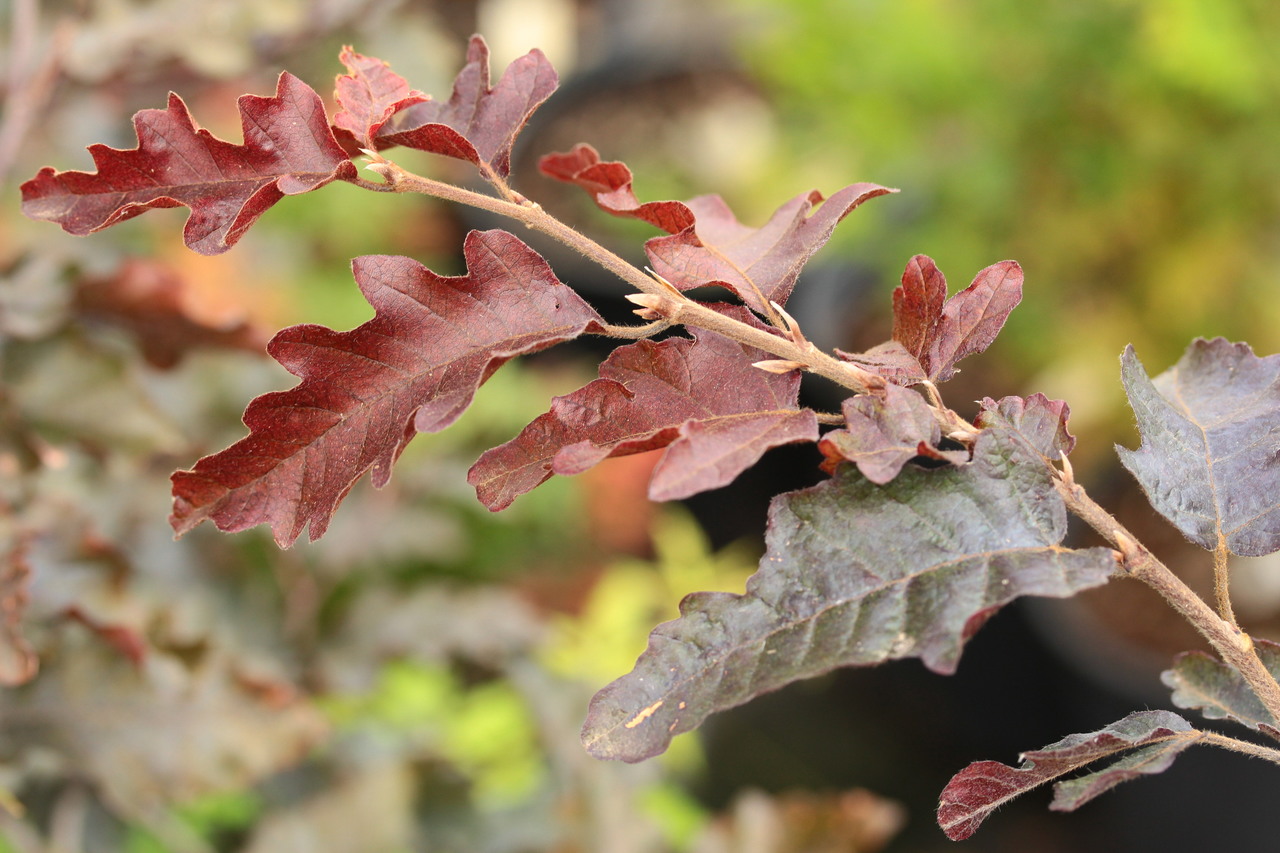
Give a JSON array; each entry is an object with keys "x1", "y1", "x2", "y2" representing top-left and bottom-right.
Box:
[
  {"x1": 170, "y1": 230, "x2": 604, "y2": 547},
  {"x1": 75, "y1": 259, "x2": 268, "y2": 369},
  {"x1": 645, "y1": 183, "x2": 894, "y2": 315},
  {"x1": 818, "y1": 383, "x2": 951, "y2": 483},
  {"x1": 835, "y1": 341, "x2": 928, "y2": 386},
  {"x1": 539, "y1": 143, "x2": 695, "y2": 234},
  {"x1": 889, "y1": 256, "x2": 1023, "y2": 382},
  {"x1": 332, "y1": 46, "x2": 429, "y2": 149},
  {"x1": 468, "y1": 307, "x2": 818, "y2": 510},
  {"x1": 20, "y1": 73, "x2": 356, "y2": 255},
  {"x1": 375, "y1": 35, "x2": 557, "y2": 179}
]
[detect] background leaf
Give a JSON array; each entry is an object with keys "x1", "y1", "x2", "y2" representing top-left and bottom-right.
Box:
[
  {"x1": 170, "y1": 229, "x2": 604, "y2": 547},
  {"x1": 937, "y1": 710, "x2": 1199, "y2": 840},
  {"x1": 581, "y1": 428, "x2": 1115, "y2": 762},
  {"x1": 20, "y1": 73, "x2": 356, "y2": 255},
  {"x1": 1161, "y1": 639, "x2": 1280, "y2": 730},
  {"x1": 1116, "y1": 338, "x2": 1280, "y2": 556}
]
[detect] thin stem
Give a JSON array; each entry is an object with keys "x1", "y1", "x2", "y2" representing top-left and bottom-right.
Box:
[
  {"x1": 1214, "y1": 543, "x2": 1238, "y2": 628},
  {"x1": 1200, "y1": 731, "x2": 1280, "y2": 765},
  {"x1": 364, "y1": 159, "x2": 884, "y2": 395},
  {"x1": 1054, "y1": 473, "x2": 1280, "y2": 724},
  {"x1": 593, "y1": 319, "x2": 673, "y2": 339}
]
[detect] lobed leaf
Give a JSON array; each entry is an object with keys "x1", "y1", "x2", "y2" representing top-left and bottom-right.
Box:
[
  {"x1": 645, "y1": 183, "x2": 895, "y2": 315},
  {"x1": 581, "y1": 427, "x2": 1115, "y2": 762},
  {"x1": 20, "y1": 72, "x2": 356, "y2": 255},
  {"x1": 1161, "y1": 640, "x2": 1280, "y2": 730},
  {"x1": 938, "y1": 710, "x2": 1199, "y2": 840},
  {"x1": 974, "y1": 394, "x2": 1076, "y2": 460},
  {"x1": 888, "y1": 255, "x2": 1024, "y2": 382},
  {"x1": 332, "y1": 46, "x2": 429, "y2": 149},
  {"x1": 1116, "y1": 338, "x2": 1280, "y2": 557},
  {"x1": 468, "y1": 307, "x2": 818, "y2": 509},
  {"x1": 375, "y1": 35, "x2": 557, "y2": 179},
  {"x1": 539, "y1": 143, "x2": 696, "y2": 233},
  {"x1": 170, "y1": 229, "x2": 603, "y2": 547},
  {"x1": 817, "y1": 383, "x2": 964, "y2": 483}
]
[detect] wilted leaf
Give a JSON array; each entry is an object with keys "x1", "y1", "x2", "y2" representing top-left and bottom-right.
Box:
[
  {"x1": 889, "y1": 255, "x2": 1023, "y2": 382},
  {"x1": 170, "y1": 229, "x2": 604, "y2": 547},
  {"x1": 581, "y1": 428, "x2": 1115, "y2": 762},
  {"x1": 974, "y1": 394, "x2": 1075, "y2": 460},
  {"x1": 645, "y1": 183, "x2": 895, "y2": 315},
  {"x1": 937, "y1": 711, "x2": 1199, "y2": 840},
  {"x1": 1117, "y1": 339, "x2": 1280, "y2": 557},
  {"x1": 469, "y1": 308, "x2": 817, "y2": 509},
  {"x1": 20, "y1": 72, "x2": 356, "y2": 255},
  {"x1": 375, "y1": 35, "x2": 557, "y2": 179},
  {"x1": 1161, "y1": 640, "x2": 1280, "y2": 730},
  {"x1": 75, "y1": 259, "x2": 267, "y2": 368},
  {"x1": 0, "y1": 534, "x2": 37, "y2": 687},
  {"x1": 817, "y1": 383, "x2": 957, "y2": 483},
  {"x1": 539, "y1": 143, "x2": 695, "y2": 233},
  {"x1": 332, "y1": 46, "x2": 429, "y2": 149}
]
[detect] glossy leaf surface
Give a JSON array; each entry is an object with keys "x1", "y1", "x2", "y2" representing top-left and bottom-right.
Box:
[
  {"x1": 469, "y1": 309, "x2": 817, "y2": 509},
  {"x1": 938, "y1": 711, "x2": 1199, "y2": 840},
  {"x1": 581, "y1": 428, "x2": 1115, "y2": 762},
  {"x1": 21, "y1": 73, "x2": 356, "y2": 255},
  {"x1": 1117, "y1": 338, "x2": 1280, "y2": 557},
  {"x1": 171, "y1": 230, "x2": 603, "y2": 547}
]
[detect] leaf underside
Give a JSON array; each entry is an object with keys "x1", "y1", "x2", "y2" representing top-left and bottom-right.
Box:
[
  {"x1": 938, "y1": 710, "x2": 1199, "y2": 840},
  {"x1": 170, "y1": 229, "x2": 603, "y2": 547},
  {"x1": 581, "y1": 427, "x2": 1115, "y2": 763},
  {"x1": 1162, "y1": 639, "x2": 1280, "y2": 730},
  {"x1": 1117, "y1": 338, "x2": 1280, "y2": 557},
  {"x1": 469, "y1": 306, "x2": 817, "y2": 509},
  {"x1": 20, "y1": 72, "x2": 356, "y2": 255}
]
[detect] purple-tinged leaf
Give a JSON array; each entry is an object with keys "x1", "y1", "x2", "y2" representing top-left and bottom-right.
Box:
[
  {"x1": 937, "y1": 710, "x2": 1198, "y2": 840},
  {"x1": 539, "y1": 143, "x2": 695, "y2": 234},
  {"x1": 332, "y1": 46, "x2": 429, "y2": 149},
  {"x1": 835, "y1": 340, "x2": 928, "y2": 387},
  {"x1": 888, "y1": 256, "x2": 1023, "y2": 382},
  {"x1": 468, "y1": 307, "x2": 817, "y2": 509},
  {"x1": 375, "y1": 35, "x2": 557, "y2": 179},
  {"x1": 20, "y1": 73, "x2": 356, "y2": 255},
  {"x1": 975, "y1": 394, "x2": 1076, "y2": 460},
  {"x1": 1161, "y1": 639, "x2": 1280, "y2": 730},
  {"x1": 170, "y1": 230, "x2": 604, "y2": 547},
  {"x1": 817, "y1": 383, "x2": 956, "y2": 483},
  {"x1": 1116, "y1": 338, "x2": 1280, "y2": 557},
  {"x1": 581, "y1": 427, "x2": 1115, "y2": 762},
  {"x1": 645, "y1": 183, "x2": 895, "y2": 315}
]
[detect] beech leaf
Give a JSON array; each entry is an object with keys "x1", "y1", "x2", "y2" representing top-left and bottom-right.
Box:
[
  {"x1": 938, "y1": 711, "x2": 1199, "y2": 840},
  {"x1": 539, "y1": 143, "x2": 696, "y2": 233},
  {"x1": 1161, "y1": 640, "x2": 1280, "y2": 730},
  {"x1": 581, "y1": 427, "x2": 1115, "y2": 762},
  {"x1": 974, "y1": 394, "x2": 1076, "y2": 460},
  {"x1": 332, "y1": 46, "x2": 429, "y2": 149},
  {"x1": 375, "y1": 35, "x2": 557, "y2": 179},
  {"x1": 468, "y1": 307, "x2": 818, "y2": 509},
  {"x1": 889, "y1": 255, "x2": 1023, "y2": 382},
  {"x1": 645, "y1": 183, "x2": 895, "y2": 315},
  {"x1": 1116, "y1": 338, "x2": 1280, "y2": 557},
  {"x1": 817, "y1": 383, "x2": 950, "y2": 483},
  {"x1": 170, "y1": 229, "x2": 603, "y2": 547},
  {"x1": 20, "y1": 72, "x2": 356, "y2": 255}
]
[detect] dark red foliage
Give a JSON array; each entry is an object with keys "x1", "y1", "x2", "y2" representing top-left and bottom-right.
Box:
[
  {"x1": 20, "y1": 73, "x2": 356, "y2": 255},
  {"x1": 332, "y1": 46, "x2": 429, "y2": 149},
  {"x1": 170, "y1": 230, "x2": 604, "y2": 547},
  {"x1": 539, "y1": 143, "x2": 695, "y2": 233}
]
